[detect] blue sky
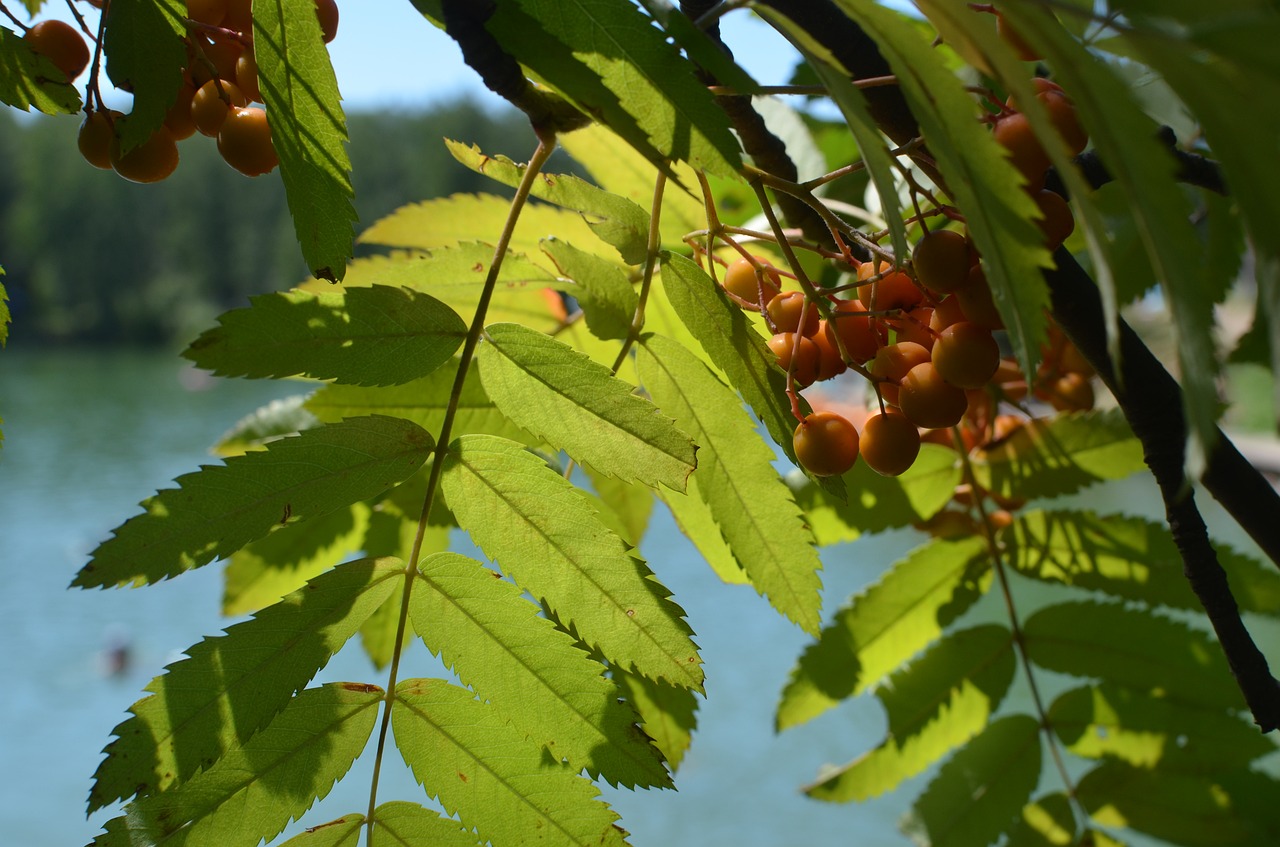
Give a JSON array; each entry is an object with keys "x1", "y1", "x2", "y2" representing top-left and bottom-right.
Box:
[{"x1": 14, "y1": 1, "x2": 807, "y2": 113}]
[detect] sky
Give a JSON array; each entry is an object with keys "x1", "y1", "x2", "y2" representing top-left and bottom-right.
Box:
[{"x1": 11, "y1": 0, "x2": 809, "y2": 114}]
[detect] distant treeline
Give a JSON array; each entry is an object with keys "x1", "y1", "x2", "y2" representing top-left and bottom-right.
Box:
[{"x1": 0, "y1": 101, "x2": 539, "y2": 345}]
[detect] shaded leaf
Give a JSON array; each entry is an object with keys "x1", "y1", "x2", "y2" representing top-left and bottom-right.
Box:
[
  {"x1": 639, "y1": 333, "x2": 823, "y2": 633},
  {"x1": 103, "y1": 0, "x2": 186, "y2": 150},
  {"x1": 584, "y1": 466, "x2": 654, "y2": 548},
  {"x1": 449, "y1": 142, "x2": 650, "y2": 264},
  {"x1": 542, "y1": 238, "x2": 638, "y2": 341},
  {"x1": 74, "y1": 416, "x2": 432, "y2": 589},
  {"x1": 440, "y1": 434, "x2": 702, "y2": 690},
  {"x1": 806, "y1": 625, "x2": 1015, "y2": 803},
  {"x1": 184, "y1": 286, "x2": 466, "y2": 386},
  {"x1": 1005, "y1": 793, "x2": 1077, "y2": 847},
  {"x1": 611, "y1": 666, "x2": 699, "y2": 772},
  {"x1": 254, "y1": 0, "x2": 356, "y2": 279},
  {"x1": 485, "y1": 0, "x2": 742, "y2": 178},
  {"x1": 213, "y1": 394, "x2": 319, "y2": 457},
  {"x1": 777, "y1": 537, "x2": 990, "y2": 731},
  {"x1": 1050, "y1": 683, "x2": 1274, "y2": 775},
  {"x1": 1023, "y1": 601, "x2": 1245, "y2": 710},
  {"x1": 91, "y1": 683, "x2": 382, "y2": 847},
  {"x1": 392, "y1": 679, "x2": 629, "y2": 847},
  {"x1": 88, "y1": 558, "x2": 401, "y2": 811},
  {"x1": 0, "y1": 27, "x2": 81, "y2": 114},
  {"x1": 900, "y1": 714, "x2": 1042, "y2": 847},
  {"x1": 222, "y1": 501, "x2": 371, "y2": 616},
  {"x1": 1003, "y1": 509, "x2": 1280, "y2": 614},
  {"x1": 410, "y1": 552, "x2": 669, "y2": 788},
  {"x1": 478, "y1": 323, "x2": 697, "y2": 490},
  {"x1": 276, "y1": 813, "x2": 363, "y2": 847}
]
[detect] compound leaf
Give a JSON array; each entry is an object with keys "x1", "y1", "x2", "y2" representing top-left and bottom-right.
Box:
[
  {"x1": 87, "y1": 557, "x2": 401, "y2": 812},
  {"x1": 102, "y1": 0, "x2": 186, "y2": 149},
  {"x1": 806, "y1": 625, "x2": 1015, "y2": 803},
  {"x1": 409, "y1": 552, "x2": 670, "y2": 789},
  {"x1": 90, "y1": 683, "x2": 382, "y2": 847},
  {"x1": 372, "y1": 802, "x2": 484, "y2": 847},
  {"x1": 74, "y1": 416, "x2": 432, "y2": 589},
  {"x1": 639, "y1": 333, "x2": 823, "y2": 634},
  {"x1": 0, "y1": 27, "x2": 81, "y2": 113},
  {"x1": 392, "y1": 679, "x2": 629, "y2": 847},
  {"x1": 477, "y1": 323, "x2": 697, "y2": 491},
  {"x1": 900, "y1": 714, "x2": 1042, "y2": 847},
  {"x1": 440, "y1": 434, "x2": 702, "y2": 690},
  {"x1": 213, "y1": 395, "x2": 319, "y2": 458},
  {"x1": 542, "y1": 238, "x2": 639, "y2": 341},
  {"x1": 777, "y1": 537, "x2": 990, "y2": 731},
  {"x1": 254, "y1": 0, "x2": 355, "y2": 279},
  {"x1": 276, "y1": 813, "x2": 364, "y2": 847},
  {"x1": 184, "y1": 286, "x2": 466, "y2": 386},
  {"x1": 611, "y1": 667, "x2": 699, "y2": 773}
]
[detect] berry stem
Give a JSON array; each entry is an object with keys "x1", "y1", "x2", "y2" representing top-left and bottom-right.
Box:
[{"x1": 610, "y1": 169, "x2": 668, "y2": 372}]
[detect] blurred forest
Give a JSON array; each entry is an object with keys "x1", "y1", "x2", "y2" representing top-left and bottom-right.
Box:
[{"x1": 0, "y1": 101, "x2": 535, "y2": 346}]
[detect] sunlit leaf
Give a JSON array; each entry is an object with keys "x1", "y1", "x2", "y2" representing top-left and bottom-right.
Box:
[
  {"x1": 1005, "y1": 793, "x2": 1077, "y2": 847},
  {"x1": 373, "y1": 802, "x2": 485, "y2": 847},
  {"x1": 542, "y1": 238, "x2": 638, "y2": 341},
  {"x1": 87, "y1": 558, "x2": 401, "y2": 811},
  {"x1": 1049, "y1": 683, "x2": 1275, "y2": 774},
  {"x1": 90, "y1": 683, "x2": 382, "y2": 847},
  {"x1": 449, "y1": 142, "x2": 650, "y2": 264},
  {"x1": 477, "y1": 323, "x2": 697, "y2": 490},
  {"x1": 184, "y1": 286, "x2": 466, "y2": 386},
  {"x1": 900, "y1": 714, "x2": 1042, "y2": 847},
  {"x1": 0, "y1": 27, "x2": 81, "y2": 114},
  {"x1": 661, "y1": 477, "x2": 749, "y2": 586},
  {"x1": 254, "y1": 0, "x2": 355, "y2": 279},
  {"x1": 392, "y1": 679, "x2": 629, "y2": 847},
  {"x1": 639, "y1": 333, "x2": 823, "y2": 633},
  {"x1": 584, "y1": 467, "x2": 654, "y2": 548},
  {"x1": 611, "y1": 666, "x2": 699, "y2": 773},
  {"x1": 102, "y1": 0, "x2": 185, "y2": 150},
  {"x1": 275, "y1": 813, "x2": 364, "y2": 847},
  {"x1": 1023, "y1": 601, "x2": 1245, "y2": 710},
  {"x1": 440, "y1": 434, "x2": 702, "y2": 690},
  {"x1": 74, "y1": 416, "x2": 432, "y2": 589},
  {"x1": 806, "y1": 625, "x2": 1015, "y2": 803},
  {"x1": 777, "y1": 537, "x2": 990, "y2": 731},
  {"x1": 213, "y1": 395, "x2": 319, "y2": 457},
  {"x1": 410, "y1": 551, "x2": 669, "y2": 788}
]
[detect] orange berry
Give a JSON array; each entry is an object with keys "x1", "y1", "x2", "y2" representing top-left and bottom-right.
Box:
[
  {"x1": 186, "y1": 0, "x2": 229, "y2": 26},
  {"x1": 78, "y1": 111, "x2": 117, "y2": 170},
  {"x1": 793, "y1": 411, "x2": 860, "y2": 477},
  {"x1": 824, "y1": 299, "x2": 880, "y2": 364},
  {"x1": 1033, "y1": 189, "x2": 1075, "y2": 248},
  {"x1": 956, "y1": 266, "x2": 1005, "y2": 330},
  {"x1": 860, "y1": 413, "x2": 922, "y2": 477},
  {"x1": 768, "y1": 333, "x2": 820, "y2": 387},
  {"x1": 912, "y1": 229, "x2": 971, "y2": 295},
  {"x1": 24, "y1": 19, "x2": 90, "y2": 81},
  {"x1": 164, "y1": 82, "x2": 199, "y2": 140},
  {"x1": 932, "y1": 322, "x2": 1001, "y2": 389},
  {"x1": 887, "y1": 306, "x2": 936, "y2": 351},
  {"x1": 996, "y1": 13, "x2": 1040, "y2": 62},
  {"x1": 192, "y1": 79, "x2": 248, "y2": 136},
  {"x1": 1009, "y1": 79, "x2": 1088, "y2": 155},
  {"x1": 1041, "y1": 372, "x2": 1095, "y2": 412},
  {"x1": 993, "y1": 111, "x2": 1050, "y2": 190},
  {"x1": 217, "y1": 106, "x2": 278, "y2": 176},
  {"x1": 811, "y1": 323, "x2": 849, "y2": 381},
  {"x1": 930, "y1": 294, "x2": 968, "y2": 332},
  {"x1": 868, "y1": 341, "x2": 931, "y2": 406},
  {"x1": 235, "y1": 50, "x2": 261, "y2": 102},
  {"x1": 722, "y1": 257, "x2": 782, "y2": 308},
  {"x1": 766, "y1": 291, "x2": 820, "y2": 337},
  {"x1": 899, "y1": 362, "x2": 969, "y2": 430},
  {"x1": 315, "y1": 0, "x2": 339, "y2": 43},
  {"x1": 110, "y1": 126, "x2": 180, "y2": 184},
  {"x1": 857, "y1": 262, "x2": 923, "y2": 312}
]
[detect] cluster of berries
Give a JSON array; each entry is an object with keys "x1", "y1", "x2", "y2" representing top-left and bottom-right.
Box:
[{"x1": 21, "y1": 1, "x2": 339, "y2": 184}]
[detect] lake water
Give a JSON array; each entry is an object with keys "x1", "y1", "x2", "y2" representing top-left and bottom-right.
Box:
[{"x1": 0, "y1": 348, "x2": 1269, "y2": 846}]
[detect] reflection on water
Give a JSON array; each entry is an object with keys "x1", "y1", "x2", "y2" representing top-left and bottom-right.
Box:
[{"x1": 4, "y1": 348, "x2": 1269, "y2": 846}]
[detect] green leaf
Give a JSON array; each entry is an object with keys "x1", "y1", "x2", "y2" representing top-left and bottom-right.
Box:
[
  {"x1": 103, "y1": 0, "x2": 186, "y2": 150},
  {"x1": 392, "y1": 679, "x2": 629, "y2": 847},
  {"x1": 639, "y1": 333, "x2": 823, "y2": 633},
  {"x1": 659, "y1": 252, "x2": 841, "y2": 496},
  {"x1": 91, "y1": 682, "x2": 382, "y2": 847},
  {"x1": 1003, "y1": 510, "x2": 1280, "y2": 614},
  {"x1": 584, "y1": 467, "x2": 654, "y2": 547},
  {"x1": 1049, "y1": 683, "x2": 1275, "y2": 774},
  {"x1": 795, "y1": 444, "x2": 961, "y2": 546},
  {"x1": 212, "y1": 395, "x2": 319, "y2": 457},
  {"x1": 448, "y1": 142, "x2": 650, "y2": 264},
  {"x1": 777, "y1": 537, "x2": 991, "y2": 731},
  {"x1": 440, "y1": 434, "x2": 703, "y2": 690},
  {"x1": 87, "y1": 557, "x2": 401, "y2": 812},
  {"x1": 660, "y1": 477, "x2": 750, "y2": 586},
  {"x1": 805, "y1": 625, "x2": 1015, "y2": 803},
  {"x1": 542, "y1": 238, "x2": 638, "y2": 341},
  {"x1": 611, "y1": 667, "x2": 699, "y2": 772},
  {"x1": 1078, "y1": 762, "x2": 1280, "y2": 846},
  {"x1": 410, "y1": 552, "x2": 669, "y2": 789},
  {"x1": 835, "y1": 0, "x2": 1052, "y2": 378},
  {"x1": 276, "y1": 813, "x2": 364, "y2": 847},
  {"x1": 485, "y1": 0, "x2": 742, "y2": 178},
  {"x1": 633, "y1": 0, "x2": 761, "y2": 97},
  {"x1": 221, "y1": 502, "x2": 371, "y2": 616},
  {"x1": 0, "y1": 266, "x2": 7, "y2": 346},
  {"x1": 253, "y1": 0, "x2": 355, "y2": 280},
  {"x1": 900, "y1": 714, "x2": 1042, "y2": 847},
  {"x1": 0, "y1": 27, "x2": 81, "y2": 113},
  {"x1": 306, "y1": 357, "x2": 535, "y2": 447},
  {"x1": 477, "y1": 323, "x2": 697, "y2": 491},
  {"x1": 1023, "y1": 601, "x2": 1246, "y2": 711},
  {"x1": 373, "y1": 802, "x2": 485, "y2": 847},
  {"x1": 969, "y1": 409, "x2": 1146, "y2": 501},
  {"x1": 74, "y1": 416, "x2": 433, "y2": 589},
  {"x1": 184, "y1": 286, "x2": 466, "y2": 386},
  {"x1": 1004, "y1": 793, "x2": 1078, "y2": 847}
]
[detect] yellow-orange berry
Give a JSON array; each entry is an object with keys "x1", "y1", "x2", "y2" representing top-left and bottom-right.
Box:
[{"x1": 793, "y1": 411, "x2": 860, "y2": 477}]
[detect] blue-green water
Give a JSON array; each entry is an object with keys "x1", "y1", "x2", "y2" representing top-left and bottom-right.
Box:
[{"x1": 0, "y1": 348, "x2": 927, "y2": 846}]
